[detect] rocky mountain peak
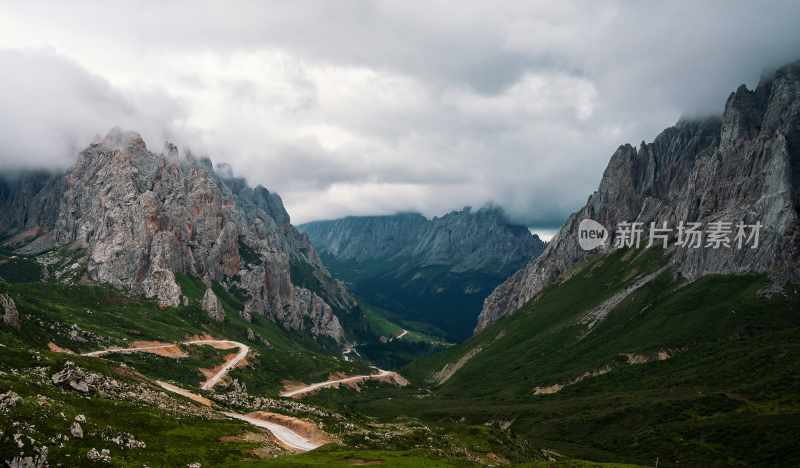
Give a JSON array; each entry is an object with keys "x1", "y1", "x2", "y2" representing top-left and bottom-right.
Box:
[
  {"x1": 0, "y1": 128, "x2": 355, "y2": 343},
  {"x1": 99, "y1": 127, "x2": 147, "y2": 152},
  {"x1": 476, "y1": 60, "x2": 800, "y2": 334}
]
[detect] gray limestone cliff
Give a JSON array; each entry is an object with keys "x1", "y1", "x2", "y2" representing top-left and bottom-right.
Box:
[
  {"x1": 476, "y1": 60, "x2": 800, "y2": 333},
  {"x1": 0, "y1": 128, "x2": 355, "y2": 343}
]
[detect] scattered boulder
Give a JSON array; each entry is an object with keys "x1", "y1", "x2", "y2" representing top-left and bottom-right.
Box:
[
  {"x1": 5, "y1": 452, "x2": 48, "y2": 468},
  {"x1": 0, "y1": 390, "x2": 22, "y2": 412},
  {"x1": 86, "y1": 448, "x2": 111, "y2": 463},
  {"x1": 70, "y1": 421, "x2": 84, "y2": 439},
  {"x1": 1, "y1": 293, "x2": 20, "y2": 329},
  {"x1": 104, "y1": 431, "x2": 146, "y2": 449},
  {"x1": 240, "y1": 304, "x2": 253, "y2": 323},
  {"x1": 201, "y1": 288, "x2": 225, "y2": 322},
  {"x1": 245, "y1": 328, "x2": 271, "y2": 347},
  {"x1": 51, "y1": 362, "x2": 90, "y2": 393}
]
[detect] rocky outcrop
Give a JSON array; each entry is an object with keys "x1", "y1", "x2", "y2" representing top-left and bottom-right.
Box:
[
  {"x1": 477, "y1": 60, "x2": 800, "y2": 333},
  {"x1": 301, "y1": 207, "x2": 544, "y2": 340},
  {"x1": 0, "y1": 128, "x2": 357, "y2": 343},
  {"x1": 51, "y1": 362, "x2": 91, "y2": 393},
  {"x1": 70, "y1": 419, "x2": 84, "y2": 439},
  {"x1": 1, "y1": 293, "x2": 20, "y2": 329},
  {"x1": 202, "y1": 288, "x2": 225, "y2": 322}
]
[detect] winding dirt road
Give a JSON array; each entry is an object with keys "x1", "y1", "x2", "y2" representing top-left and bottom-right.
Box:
[
  {"x1": 191, "y1": 340, "x2": 250, "y2": 390},
  {"x1": 84, "y1": 339, "x2": 250, "y2": 390},
  {"x1": 222, "y1": 412, "x2": 320, "y2": 451},
  {"x1": 81, "y1": 339, "x2": 322, "y2": 452},
  {"x1": 280, "y1": 368, "x2": 405, "y2": 398}
]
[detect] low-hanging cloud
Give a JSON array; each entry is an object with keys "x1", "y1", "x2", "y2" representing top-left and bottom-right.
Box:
[
  {"x1": 0, "y1": 49, "x2": 189, "y2": 170},
  {"x1": 1, "y1": 1, "x2": 799, "y2": 227}
]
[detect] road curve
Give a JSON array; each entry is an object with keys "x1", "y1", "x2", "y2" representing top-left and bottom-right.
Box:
[
  {"x1": 185, "y1": 339, "x2": 250, "y2": 390},
  {"x1": 83, "y1": 344, "x2": 177, "y2": 357},
  {"x1": 82, "y1": 339, "x2": 321, "y2": 452},
  {"x1": 223, "y1": 412, "x2": 322, "y2": 451},
  {"x1": 280, "y1": 368, "x2": 398, "y2": 398},
  {"x1": 83, "y1": 339, "x2": 250, "y2": 390}
]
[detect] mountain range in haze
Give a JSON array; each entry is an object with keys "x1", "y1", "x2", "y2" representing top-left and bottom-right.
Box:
[{"x1": 300, "y1": 207, "x2": 544, "y2": 340}]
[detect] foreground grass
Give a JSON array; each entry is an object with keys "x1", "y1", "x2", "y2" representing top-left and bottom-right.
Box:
[
  {"x1": 0, "y1": 347, "x2": 261, "y2": 467},
  {"x1": 250, "y1": 446, "x2": 477, "y2": 467}
]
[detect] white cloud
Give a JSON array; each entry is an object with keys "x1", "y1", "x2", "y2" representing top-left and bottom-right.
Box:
[
  {"x1": 0, "y1": 1, "x2": 799, "y2": 227},
  {"x1": 0, "y1": 49, "x2": 188, "y2": 169}
]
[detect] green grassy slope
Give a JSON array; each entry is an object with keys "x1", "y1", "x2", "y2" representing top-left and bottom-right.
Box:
[
  {"x1": 354, "y1": 300, "x2": 452, "y2": 369},
  {"x1": 335, "y1": 249, "x2": 800, "y2": 466},
  {"x1": 0, "y1": 273, "x2": 536, "y2": 467},
  {"x1": 0, "y1": 339, "x2": 508, "y2": 467},
  {"x1": 0, "y1": 278, "x2": 369, "y2": 395},
  {"x1": 4, "y1": 245, "x2": 799, "y2": 466},
  {"x1": 0, "y1": 342, "x2": 264, "y2": 466}
]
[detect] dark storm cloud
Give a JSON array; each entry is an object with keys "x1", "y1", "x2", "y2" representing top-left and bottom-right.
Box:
[{"x1": 1, "y1": 1, "x2": 799, "y2": 225}]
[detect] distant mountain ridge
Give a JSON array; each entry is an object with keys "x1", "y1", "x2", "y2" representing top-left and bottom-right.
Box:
[
  {"x1": 0, "y1": 128, "x2": 359, "y2": 344},
  {"x1": 300, "y1": 207, "x2": 544, "y2": 340}
]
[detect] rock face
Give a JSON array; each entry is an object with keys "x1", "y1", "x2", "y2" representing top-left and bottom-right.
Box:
[
  {"x1": 301, "y1": 207, "x2": 544, "y2": 340},
  {"x1": 201, "y1": 288, "x2": 225, "y2": 322},
  {"x1": 0, "y1": 293, "x2": 20, "y2": 329},
  {"x1": 476, "y1": 60, "x2": 800, "y2": 333},
  {"x1": 0, "y1": 128, "x2": 355, "y2": 343}
]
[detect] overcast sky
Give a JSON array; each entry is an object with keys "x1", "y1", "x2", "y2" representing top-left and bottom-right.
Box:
[{"x1": 1, "y1": 1, "x2": 799, "y2": 231}]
